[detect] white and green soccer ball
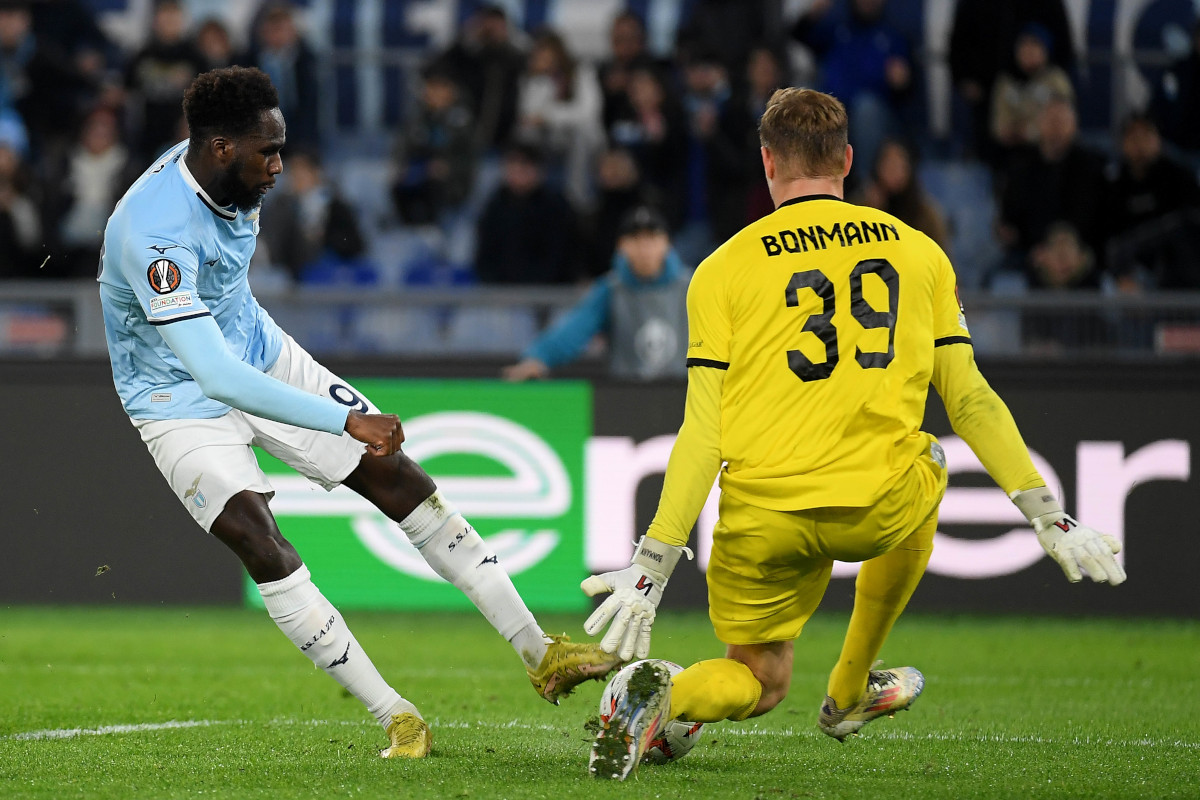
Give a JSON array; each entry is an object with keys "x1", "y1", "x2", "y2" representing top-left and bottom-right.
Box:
[{"x1": 598, "y1": 659, "x2": 705, "y2": 764}]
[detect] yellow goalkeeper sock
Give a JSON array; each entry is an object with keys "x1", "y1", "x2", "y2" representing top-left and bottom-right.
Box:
[
  {"x1": 669, "y1": 658, "x2": 762, "y2": 722},
  {"x1": 826, "y1": 521, "x2": 934, "y2": 709}
]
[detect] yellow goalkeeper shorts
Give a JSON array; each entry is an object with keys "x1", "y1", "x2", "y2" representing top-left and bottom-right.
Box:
[{"x1": 706, "y1": 433, "x2": 948, "y2": 645}]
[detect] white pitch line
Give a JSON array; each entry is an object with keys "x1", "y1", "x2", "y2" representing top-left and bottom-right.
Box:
[
  {"x1": 5, "y1": 718, "x2": 1198, "y2": 752},
  {"x1": 5, "y1": 720, "x2": 231, "y2": 741}
]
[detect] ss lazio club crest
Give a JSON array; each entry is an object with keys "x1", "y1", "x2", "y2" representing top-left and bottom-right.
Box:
[{"x1": 147, "y1": 259, "x2": 182, "y2": 294}]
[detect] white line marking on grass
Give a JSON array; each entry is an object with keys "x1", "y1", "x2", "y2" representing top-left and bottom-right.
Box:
[
  {"x1": 5, "y1": 720, "x2": 232, "y2": 741},
  {"x1": 7, "y1": 718, "x2": 1198, "y2": 753},
  {"x1": 720, "y1": 725, "x2": 1200, "y2": 750}
]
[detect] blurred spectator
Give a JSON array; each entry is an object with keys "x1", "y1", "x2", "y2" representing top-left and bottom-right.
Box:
[
  {"x1": 30, "y1": 0, "x2": 113, "y2": 65},
  {"x1": 0, "y1": 1, "x2": 96, "y2": 157},
  {"x1": 996, "y1": 97, "x2": 1106, "y2": 274},
  {"x1": 741, "y1": 45, "x2": 787, "y2": 223},
  {"x1": 1028, "y1": 223, "x2": 1099, "y2": 290},
  {"x1": 124, "y1": 0, "x2": 204, "y2": 159},
  {"x1": 607, "y1": 65, "x2": 687, "y2": 229},
  {"x1": 432, "y1": 4, "x2": 525, "y2": 153},
  {"x1": 675, "y1": 0, "x2": 786, "y2": 75},
  {"x1": 990, "y1": 24, "x2": 1074, "y2": 152},
  {"x1": 391, "y1": 65, "x2": 475, "y2": 226},
  {"x1": 1105, "y1": 114, "x2": 1200, "y2": 241},
  {"x1": 0, "y1": 138, "x2": 40, "y2": 278},
  {"x1": 475, "y1": 142, "x2": 576, "y2": 284},
  {"x1": 1151, "y1": 21, "x2": 1200, "y2": 155},
  {"x1": 243, "y1": 2, "x2": 319, "y2": 150},
  {"x1": 854, "y1": 139, "x2": 948, "y2": 249},
  {"x1": 793, "y1": 0, "x2": 914, "y2": 183},
  {"x1": 677, "y1": 51, "x2": 761, "y2": 263},
  {"x1": 503, "y1": 206, "x2": 690, "y2": 381},
  {"x1": 516, "y1": 29, "x2": 602, "y2": 207},
  {"x1": 1105, "y1": 115, "x2": 1200, "y2": 292},
  {"x1": 598, "y1": 11, "x2": 662, "y2": 132},
  {"x1": 1021, "y1": 224, "x2": 1105, "y2": 354},
  {"x1": 950, "y1": 0, "x2": 1075, "y2": 160},
  {"x1": 257, "y1": 150, "x2": 372, "y2": 285},
  {"x1": 30, "y1": 0, "x2": 117, "y2": 86},
  {"x1": 194, "y1": 18, "x2": 236, "y2": 71},
  {"x1": 583, "y1": 147, "x2": 663, "y2": 278},
  {"x1": 44, "y1": 106, "x2": 134, "y2": 278}
]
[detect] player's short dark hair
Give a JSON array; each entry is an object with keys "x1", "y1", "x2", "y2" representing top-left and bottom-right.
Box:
[{"x1": 183, "y1": 67, "x2": 280, "y2": 148}]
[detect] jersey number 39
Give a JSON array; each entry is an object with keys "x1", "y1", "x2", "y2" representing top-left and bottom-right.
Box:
[{"x1": 784, "y1": 258, "x2": 899, "y2": 382}]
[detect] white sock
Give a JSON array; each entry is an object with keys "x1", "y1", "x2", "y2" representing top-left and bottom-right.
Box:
[
  {"x1": 400, "y1": 491, "x2": 548, "y2": 669},
  {"x1": 258, "y1": 565, "x2": 419, "y2": 727}
]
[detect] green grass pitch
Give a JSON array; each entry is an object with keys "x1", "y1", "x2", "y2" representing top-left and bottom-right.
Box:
[{"x1": 2, "y1": 607, "x2": 1197, "y2": 799}]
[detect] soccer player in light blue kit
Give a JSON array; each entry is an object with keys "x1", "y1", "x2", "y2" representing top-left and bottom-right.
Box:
[{"x1": 98, "y1": 67, "x2": 620, "y2": 757}]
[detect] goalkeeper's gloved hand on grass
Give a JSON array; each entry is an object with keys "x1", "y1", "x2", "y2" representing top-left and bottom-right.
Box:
[
  {"x1": 580, "y1": 535, "x2": 691, "y2": 661},
  {"x1": 1011, "y1": 487, "x2": 1126, "y2": 585}
]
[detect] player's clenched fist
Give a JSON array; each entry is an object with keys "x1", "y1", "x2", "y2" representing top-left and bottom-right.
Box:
[{"x1": 344, "y1": 410, "x2": 404, "y2": 456}]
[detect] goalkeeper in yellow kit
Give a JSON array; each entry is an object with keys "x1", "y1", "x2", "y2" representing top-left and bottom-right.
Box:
[{"x1": 585, "y1": 88, "x2": 1126, "y2": 780}]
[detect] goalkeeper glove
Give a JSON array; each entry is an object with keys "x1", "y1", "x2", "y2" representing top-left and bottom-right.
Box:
[
  {"x1": 580, "y1": 536, "x2": 691, "y2": 661},
  {"x1": 1011, "y1": 487, "x2": 1126, "y2": 585}
]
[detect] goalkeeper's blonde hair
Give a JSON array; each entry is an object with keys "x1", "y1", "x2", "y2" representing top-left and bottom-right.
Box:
[{"x1": 758, "y1": 88, "x2": 848, "y2": 180}]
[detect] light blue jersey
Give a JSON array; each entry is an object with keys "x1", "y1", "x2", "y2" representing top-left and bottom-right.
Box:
[{"x1": 99, "y1": 141, "x2": 284, "y2": 420}]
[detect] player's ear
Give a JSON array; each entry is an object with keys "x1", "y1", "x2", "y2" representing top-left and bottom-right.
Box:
[
  {"x1": 761, "y1": 146, "x2": 775, "y2": 181},
  {"x1": 210, "y1": 136, "x2": 235, "y2": 165},
  {"x1": 843, "y1": 144, "x2": 853, "y2": 179}
]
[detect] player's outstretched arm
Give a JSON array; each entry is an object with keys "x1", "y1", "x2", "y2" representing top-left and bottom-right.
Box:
[
  {"x1": 932, "y1": 343, "x2": 1125, "y2": 585},
  {"x1": 581, "y1": 365, "x2": 722, "y2": 658}
]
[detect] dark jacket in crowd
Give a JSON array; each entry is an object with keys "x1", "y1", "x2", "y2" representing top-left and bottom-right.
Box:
[
  {"x1": 475, "y1": 185, "x2": 576, "y2": 284},
  {"x1": 1105, "y1": 157, "x2": 1200, "y2": 238},
  {"x1": 1000, "y1": 142, "x2": 1107, "y2": 253},
  {"x1": 433, "y1": 39, "x2": 525, "y2": 152}
]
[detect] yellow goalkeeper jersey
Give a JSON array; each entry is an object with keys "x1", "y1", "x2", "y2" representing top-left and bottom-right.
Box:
[{"x1": 686, "y1": 194, "x2": 971, "y2": 510}]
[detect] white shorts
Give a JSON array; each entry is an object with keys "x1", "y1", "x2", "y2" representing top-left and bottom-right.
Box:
[{"x1": 134, "y1": 333, "x2": 379, "y2": 532}]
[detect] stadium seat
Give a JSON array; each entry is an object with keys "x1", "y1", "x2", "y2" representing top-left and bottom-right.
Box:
[
  {"x1": 917, "y1": 159, "x2": 1000, "y2": 290},
  {"x1": 349, "y1": 306, "x2": 445, "y2": 355},
  {"x1": 268, "y1": 305, "x2": 347, "y2": 354},
  {"x1": 333, "y1": 156, "x2": 395, "y2": 231},
  {"x1": 443, "y1": 307, "x2": 538, "y2": 354}
]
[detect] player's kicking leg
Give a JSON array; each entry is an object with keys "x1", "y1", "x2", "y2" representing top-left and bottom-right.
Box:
[
  {"x1": 343, "y1": 453, "x2": 623, "y2": 704},
  {"x1": 210, "y1": 491, "x2": 432, "y2": 758}
]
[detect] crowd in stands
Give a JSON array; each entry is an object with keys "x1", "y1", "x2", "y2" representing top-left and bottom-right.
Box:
[{"x1": 1, "y1": 0, "x2": 1199, "y2": 311}]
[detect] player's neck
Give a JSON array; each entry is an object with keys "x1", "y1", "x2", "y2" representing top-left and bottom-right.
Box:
[
  {"x1": 183, "y1": 151, "x2": 233, "y2": 207},
  {"x1": 771, "y1": 177, "x2": 845, "y2": 208}
]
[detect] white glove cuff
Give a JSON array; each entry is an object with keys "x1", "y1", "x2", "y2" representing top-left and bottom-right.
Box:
[
  {"x1": 632, "y1": 535, "x2": 691, "y2": 578},
  {"x1": 1010, "y1": 487, "x2": 1064, "y2": 525}
]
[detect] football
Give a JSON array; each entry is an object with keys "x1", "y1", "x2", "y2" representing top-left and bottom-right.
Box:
[{"x1": 598, "y1": 659, "x2": 705, "y2": 764}]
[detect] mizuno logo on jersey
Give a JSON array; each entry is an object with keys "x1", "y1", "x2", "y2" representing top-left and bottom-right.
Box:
[{"x1": 147, "y1": 244, "x2": 181, "y2": 255}]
